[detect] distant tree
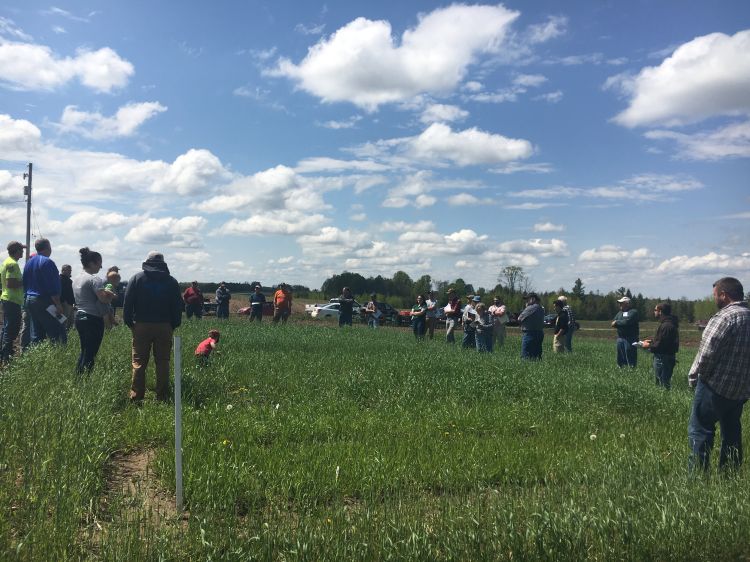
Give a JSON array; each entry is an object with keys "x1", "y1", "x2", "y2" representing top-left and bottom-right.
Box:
[
  {"x1": 451, "y1": 278, "x2": 468, "y2": 297},
  {"x1": 519, "y1": 275, "x2": 534, "y2": 295},
  {"x1": 694, "y1": 297, "x2": 716, "y2": 322},
  {"x1": 616, "y1": 286, "x2": 627, "y2": 297},
  {"x1": 392, "y1": 270, "x2": 414, "y2": 298},
  {"x1": 572, "y1": 278, "x2": 585, "y2": 299},
  {"x1": 413, "y1": 274, "x2": 432, "y2": 298},
  {"x1": 498, "y1": 266, "x2": 527, "y2": 295}
]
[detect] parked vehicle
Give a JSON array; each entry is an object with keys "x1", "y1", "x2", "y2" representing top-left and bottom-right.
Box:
[
  {"x1": 311, "y1": 303, "x2": 344, "y2": 320},
  {"x1": 396, "y1": 309, "x2": 413, "y2": 326},
  {"x1": 543, "y1": 313, "x2": 557, "y2": 328},
  {"x1": 237, "y1": 302, "x2": 274, "y2": 317},
  {"x1": 201, "y1": 298, "x2": 219, "y2": 316},
  {"x1": 328, "y1": 298, "x2": 363, "y2": 315},
  {"x1": 360, "y1": 302, "x2": 399, "y2": 324}
]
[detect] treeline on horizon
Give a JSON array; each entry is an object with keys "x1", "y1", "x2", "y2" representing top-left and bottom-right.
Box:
[
  {"x1": 177, "y1": 268, "x2": 742, "y2": 323},
  {"x1": 316, "y1": 269, "x2": 724, "y2": 323}
]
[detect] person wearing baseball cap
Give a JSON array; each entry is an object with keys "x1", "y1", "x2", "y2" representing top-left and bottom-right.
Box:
[
  {"x1": 1, "y1": 241, "x2": 25, "y2": 364},
  {"x1": 612, "y1": 296, "x2": 640, "y2": 368}
]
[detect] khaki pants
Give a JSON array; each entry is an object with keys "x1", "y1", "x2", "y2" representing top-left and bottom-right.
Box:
[
  {"x1": 131, "y1": 322, "x2": 173, "y2": 401},
  {"x1": 553, "y1": 333, "x2": 565, "y2": 353}
]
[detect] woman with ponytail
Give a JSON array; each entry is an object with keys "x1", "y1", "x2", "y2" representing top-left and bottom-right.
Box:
[{"x1": 72, "y1": 247, "x2": 114, "y2": 373}]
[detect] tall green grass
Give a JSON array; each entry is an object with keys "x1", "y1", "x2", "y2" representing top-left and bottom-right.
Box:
[{"x1": 0, "y1": 320, "x2": 747, "y2": 560}]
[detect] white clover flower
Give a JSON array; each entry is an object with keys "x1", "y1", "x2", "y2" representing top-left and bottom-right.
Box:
[
  {"x1": 590, "y1": 434, "x2": 597, "y2": 441},
  {"x1": 226, "y1": 404, "x2": 233, "y2": 411},
  {"x1": 620, "y1": 434, "x2": 625, "y2": 439}
]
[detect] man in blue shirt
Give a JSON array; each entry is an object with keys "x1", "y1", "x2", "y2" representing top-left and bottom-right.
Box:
[{"x1": 22, "y1": 238, "x2": 66, "y2": 345}]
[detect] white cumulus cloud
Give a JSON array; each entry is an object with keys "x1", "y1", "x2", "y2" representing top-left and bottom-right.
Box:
[
  {"x1": 154, "y1": 149, "x2": 231, "y2": 196},
  {"x1": 57, "y1": 102, "x2": 167, "y2": 139},
  {"x1": 0, "y1": 40, "x2": 133, "y2": 92},
  {"x1": 408, "y1": 123, "x2": 533, "y2": 166},
  {"x1": 655, "y1": 252, "x2": 750, "y2": 274},
  {"x1": 579, "y1": 245, "x2": 652, "y2": 263},
  {"x1": 419, "y1": 103, "x2": 469, "y2": 124},
  {"x1": 533, "y1": 222, "x2": 564, "y2": 232},
  {"x1": 124, "y1": 216, "x2": 207, "y2": 247},
  {"x1": 0, "y1": 114, "x2": 41, "y2": 153},
  {"x1": 609, "y1": 30, "x2": 750, "y2": 127},
  {"x1": 270, "y1": 4, "x2": 519, "y2": 110}
]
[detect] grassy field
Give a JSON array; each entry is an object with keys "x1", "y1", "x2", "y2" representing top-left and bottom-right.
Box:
[{"x1": 0, "y1": 318, "x2": 748, "y2": 560}]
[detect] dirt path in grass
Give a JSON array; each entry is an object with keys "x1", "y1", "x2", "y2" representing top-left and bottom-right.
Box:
[{"x1": 102, "y1": 448, "x2": 187, "y2": 528}]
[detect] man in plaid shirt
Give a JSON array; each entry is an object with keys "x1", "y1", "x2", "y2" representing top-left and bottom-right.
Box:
[{"x1": 687, "y1": 277, "x2": 750, "y2": 473}]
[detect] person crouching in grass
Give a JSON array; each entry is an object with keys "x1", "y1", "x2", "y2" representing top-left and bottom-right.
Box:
[{"x1": 195, "y1": 329, "x2": 220, "y2": 366}]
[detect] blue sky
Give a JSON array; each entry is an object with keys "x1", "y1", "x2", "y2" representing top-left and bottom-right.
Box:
[{"x1": 1, "y1": 1, "x2": 748, "y2": 298}]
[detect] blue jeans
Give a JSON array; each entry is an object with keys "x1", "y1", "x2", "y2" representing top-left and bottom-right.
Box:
[
  {"x1": 616, "y1": 337, "x2": 637, "y2": 368},
  {"x1": 1, "y1": 300, "x2": 22, "y2": 362},
  {"x1": 368, "y1": 316, "x2": 379, "y2": 329},
  {"x1": 653, "y1": 353, "x2": 675, "y2": 389},
  {"x1": 688, "y1": 380, "x2": 746, "y2": 474},
  {"x1": 412, "y1": 317, "x2": 425, "y2": 339},
  {"x1": 521, "y1": 330, "x2": 543, "y2": 359},
  {"x1": 26, "y1": 295, "x2": 66, "y2": 345},
  {"x1": 75, "y1": 312, "x2": 104, "y2": 373}
]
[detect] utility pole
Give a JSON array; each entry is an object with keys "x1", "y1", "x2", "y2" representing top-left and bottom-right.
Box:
[{"x1": 23, "y1": 163, "x2": 32, "y2": 261}]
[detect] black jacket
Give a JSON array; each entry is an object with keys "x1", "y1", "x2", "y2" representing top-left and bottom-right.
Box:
[
  {"x1": 123, "y1": 260, "x2": 183, "y2": 329},
  {"x1": 60, "y1": 275, "x2": 75, "y2": 305},
  {"x1": 650, "y1": 315, "x2": 679, "y2": 355}
]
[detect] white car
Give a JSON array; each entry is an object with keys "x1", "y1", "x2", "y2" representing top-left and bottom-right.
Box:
[{"x1": 310, "y1": 303, "x2": 342, "y2": 319}]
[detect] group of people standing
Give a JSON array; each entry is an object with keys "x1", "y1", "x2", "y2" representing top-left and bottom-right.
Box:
[{"x1": 3, "y1": 240, "x2": 749, "y2": 476}]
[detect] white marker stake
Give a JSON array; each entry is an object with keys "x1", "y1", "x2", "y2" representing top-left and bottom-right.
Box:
[{"x1": 174, "y1": 336, "x2": 184, "y2": 512}]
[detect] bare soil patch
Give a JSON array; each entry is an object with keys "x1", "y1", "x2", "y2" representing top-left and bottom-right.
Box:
[{"x1": 98, "y1": 448, "x2": 187, "y2": 532}]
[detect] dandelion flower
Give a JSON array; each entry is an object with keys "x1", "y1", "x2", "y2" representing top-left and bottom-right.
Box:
[
  {"x1": 226, "y1": 404, "x2": 233, "y2": 411},
  {"x1": 590, "y1": 434, "x2": 597, "y2": 441},
  {"x1": 222, "y1": 439, "x2": 231, "y2": 447}
]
